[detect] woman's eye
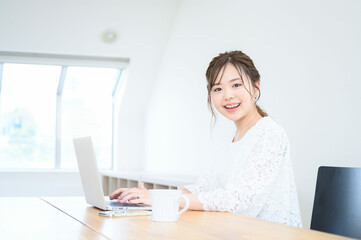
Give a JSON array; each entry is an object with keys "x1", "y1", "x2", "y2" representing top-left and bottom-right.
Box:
[
  {"x1": 233, "y1": 83, "x2": 242, "y2": 88},
  {"x1": 213, "y1": 88, "x2": 221, "y2": 92}
]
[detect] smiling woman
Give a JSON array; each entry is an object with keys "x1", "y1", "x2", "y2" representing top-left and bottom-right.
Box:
[
  {"x1": 206, "y1": 52, "x2": 268, "y2": 141},
  {"x1": 182, "y1": 51, "x2": 302, "y2": 227},
  {"x1": 109, "y1": 50, "x2": 302, "y2": 227}
]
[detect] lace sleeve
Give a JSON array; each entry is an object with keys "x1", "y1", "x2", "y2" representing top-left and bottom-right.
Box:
[
  {"x1": 198, "y1": 129, "x2": 287, "y2": 216},
  {"x1": 183, "y1": 164, "x2": 216, "y2": 194}
]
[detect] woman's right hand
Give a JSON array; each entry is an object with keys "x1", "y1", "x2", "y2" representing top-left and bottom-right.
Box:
[{"x1": 109, "y1": 182, "x2": 151, "y2": 206}]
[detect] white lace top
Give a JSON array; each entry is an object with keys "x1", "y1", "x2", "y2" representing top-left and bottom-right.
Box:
[{"x1": 184, "y1": 117, "x2": 302, "y2": 227}]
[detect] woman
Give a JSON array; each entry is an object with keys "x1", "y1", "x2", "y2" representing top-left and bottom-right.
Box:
[{"x1": 110, "y1": 50, "x2": 302, "y2": 227}]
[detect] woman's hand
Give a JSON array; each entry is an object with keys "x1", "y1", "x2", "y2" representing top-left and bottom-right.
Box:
[{"x1": 109, "y1": 182, "x2": 151, "y2": 206}]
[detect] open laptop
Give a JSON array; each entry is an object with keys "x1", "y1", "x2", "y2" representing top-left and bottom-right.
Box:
[{"x1": 73, "y1": 136, "x2": 151, "y2": 211}]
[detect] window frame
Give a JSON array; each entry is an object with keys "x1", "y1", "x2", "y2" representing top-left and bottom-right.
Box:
[{"x1": 0, "y1": 51, "x2": 129, "y2": 170}]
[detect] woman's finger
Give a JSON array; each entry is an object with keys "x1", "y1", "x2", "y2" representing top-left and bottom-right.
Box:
[
  {"x1": 130, "y1": 196, "x2": 151, "y2": 205},
  {"x1": 118, "y1": 188, "x2": 139, "y2": 201},
  {"x1": 118, "y1": 187, "x2": 138, "y2": 200},
  {"x1": 109, "y1": 188, "x2": 127, "y2": 200},
  {"x1": 129, "y1": 198, "x2": 144, "y2": 204},
  {"x1": 119, "y1": 191, "x2": 140, "y2": 203}
]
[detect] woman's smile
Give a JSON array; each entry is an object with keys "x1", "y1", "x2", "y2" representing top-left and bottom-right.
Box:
[{"x1": 224, "y1": 103, "x2": 240, "y2": 112}]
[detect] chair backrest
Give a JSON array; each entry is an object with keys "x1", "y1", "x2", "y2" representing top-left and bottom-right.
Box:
[{"x1": 311, "y1": 166, "x2": 361, "y2": 239}]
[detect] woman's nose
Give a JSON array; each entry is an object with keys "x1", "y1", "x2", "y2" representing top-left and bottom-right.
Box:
[{"x1": 224, "y1": 90, "x2": 234, "y2": 100}]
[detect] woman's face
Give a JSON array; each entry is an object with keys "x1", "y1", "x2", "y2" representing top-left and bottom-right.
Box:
[{"x1": 211, "y1": 63, "x2": 259, "y2": 123}]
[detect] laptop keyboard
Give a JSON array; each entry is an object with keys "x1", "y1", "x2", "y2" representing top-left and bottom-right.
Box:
[{"x1": 107, "y1": 201, "x2": 146, "y2": 207}]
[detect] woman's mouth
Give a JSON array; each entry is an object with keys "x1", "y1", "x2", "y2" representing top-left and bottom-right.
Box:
[{"x1": 224, "y1": 103, "x2": 240, "y2": 112}]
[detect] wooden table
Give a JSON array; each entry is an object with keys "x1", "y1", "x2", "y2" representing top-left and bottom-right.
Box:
[
  {"x1": 0, "y1": 197, "x2": 106, "y2": 239},
  {"x1": 0, "y1": 197, "x2": 355, "y2": 240}
]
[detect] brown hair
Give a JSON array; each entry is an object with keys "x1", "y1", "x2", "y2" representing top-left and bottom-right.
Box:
[{"x1": 205, "y1": 50, "x2": 267, "y2": 123}]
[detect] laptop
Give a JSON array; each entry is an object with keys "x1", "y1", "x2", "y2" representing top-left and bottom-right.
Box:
[{"x1": 73, "y1": 136, "x2": 151, "y2": 211}]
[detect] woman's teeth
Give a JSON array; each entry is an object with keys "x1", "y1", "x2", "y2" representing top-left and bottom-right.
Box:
[{"x1": 225, "y1": 104, "x2": 240, "y2": 109}]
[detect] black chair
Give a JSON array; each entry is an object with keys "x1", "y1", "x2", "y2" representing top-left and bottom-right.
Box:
[{"x1": 311, "y1": 166, "x2": 361, "y2": 239}]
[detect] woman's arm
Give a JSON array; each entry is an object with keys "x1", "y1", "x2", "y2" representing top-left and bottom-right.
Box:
[
  {"x1": 110, "y1": 184, "x2": 204, "y2": 210},
  {"x1": 110, "y1": 164, "x2": 214, "y2": 210},
  {"x1": 195, "y1": 129, "x2": 287, "y2": 215},
  {"x1": 181, "y1": 188, "x2": 191, "y2": 194},
  {"x1": 178, "y1": 168, "x2": 217, "y2": 210},
  {"x1": 180, "y1": 193, "x2": 204, "y2": 210}
]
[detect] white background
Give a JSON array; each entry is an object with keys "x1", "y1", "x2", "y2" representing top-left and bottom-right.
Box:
[{"x1": 0, "y1": 0, "x2": 360, "y2": 228}]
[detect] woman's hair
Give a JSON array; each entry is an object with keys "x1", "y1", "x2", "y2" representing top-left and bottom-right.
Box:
[{"x1": 205, "y1": 50, "x2": 267, "y2": 123}]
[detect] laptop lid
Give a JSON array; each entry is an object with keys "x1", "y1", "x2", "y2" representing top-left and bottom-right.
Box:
[{"x1": 73, "y1": 136, "x2": 108, "y2": 210}]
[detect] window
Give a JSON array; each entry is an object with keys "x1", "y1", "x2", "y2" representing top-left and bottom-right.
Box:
[
  {"x1": 0, "y1": 64, "x2": 60, "y2": 168},
  {"x1": 60, "y1": 67, "x2": 118, "y2": 169},
  {"x1": 0, "y1": 52, "x2": 127, "y2": 169}
]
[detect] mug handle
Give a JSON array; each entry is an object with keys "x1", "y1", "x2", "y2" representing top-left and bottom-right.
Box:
[{"x1": 178, "y1": 195, "x2": 190, "y2": 216}]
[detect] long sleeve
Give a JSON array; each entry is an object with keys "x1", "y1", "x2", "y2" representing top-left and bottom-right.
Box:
[
  {"x1": 198, "y1": 128, "x2": 287, "y2": 217},
  {"x1": 183, "y1": 164, "x2": 216, "y2": 194}
]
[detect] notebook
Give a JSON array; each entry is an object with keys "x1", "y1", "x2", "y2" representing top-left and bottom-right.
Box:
[{"x1": 73, "y1": 136, "x2": 151, "y2": 211}]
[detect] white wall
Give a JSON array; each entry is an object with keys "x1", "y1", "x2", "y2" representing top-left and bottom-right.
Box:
[
  {"x1": 144, "y1": 0, "x2": 361, "y2": 228},
  {"x1": 0, "y1": 0, "x2": 180, "y2": 195}
]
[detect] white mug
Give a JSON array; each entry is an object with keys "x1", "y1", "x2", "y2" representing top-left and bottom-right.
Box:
[{"x1": 149, "y1": 189, "x2": 190, "y2": 222}]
